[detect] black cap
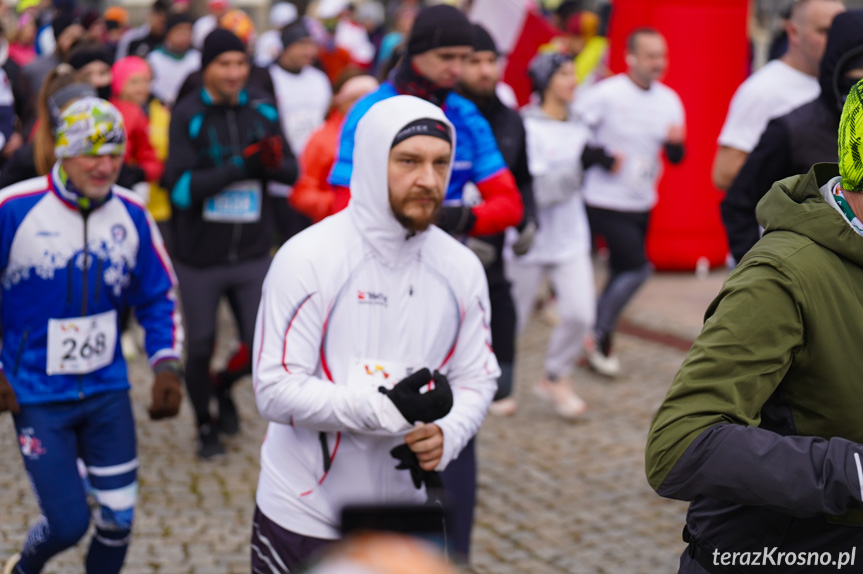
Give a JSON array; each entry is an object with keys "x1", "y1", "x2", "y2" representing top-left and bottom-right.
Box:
[
  {"x1": 472, "y1": 23, "x2": 497, "y2": 55},
  {"x1": 201, "y1": 28, "x2": 246, "y2": 70},
  {"x1": 68, "y1": 44, "x2": 112, "y2": 70},
  {"x1": 165, "y1": 13, "x2": 193, "y2": 35},
  {"x1": 152, "y1": 0, "x2": 170, "y2": 13},
  {"x1": 391, "y1": 118, "x2": 452, "y2": 149},
  {"x1": 407, "y1": 5, "x2": 474, "y2": 56},
  {"x1": 281, "y1": 22, "x2": 311, "y2": 49},
  {"x1": 52, "y1": 11, "x2": 80, "y2": 40},
  {"x1": 80, "y1": 9, "x2": 100, "y2": 30}
]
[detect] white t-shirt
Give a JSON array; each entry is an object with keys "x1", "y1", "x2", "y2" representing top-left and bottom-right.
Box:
[
  {"x1": 718, "y1": 59, "x2": 819, "y2": 153},
  {"x1": 270, "y1": 64, "x2": 332, "y2": 156},
  {"x1": 147, "y1": 49, "x2": 202, "y2": 107},
  {"x1": 509, "y1": 107, "x2": 591, "y2": 264},
  {"x1": 574, "y1": 74, "x2": 685, "y2": 212},
  {"x1": 268, "y1": 63, "x2": 332, "y2": 197}
]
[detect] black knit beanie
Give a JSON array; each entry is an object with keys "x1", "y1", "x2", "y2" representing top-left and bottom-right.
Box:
[
  {"x1": 407, "y1": 5, "x2": 474, "y2": 56},
  {"x1": 165, "y1": 13, "x2": 193, "y2": 36},
  {"x1": 52, "y1": 11, "x2": 80, "y2": 40},
  {"x1": 201, "y1": 29, "x2": 246, "y2": 70},
  {"x1": 68, "y1": 45, "x2": 113, "y2": 70},
  {"x1": 281, "y1": 22, "x2": 311, "y2": 49},
  {"x1": 472, "y1": 23, "x2": 497, "y2": 54}
]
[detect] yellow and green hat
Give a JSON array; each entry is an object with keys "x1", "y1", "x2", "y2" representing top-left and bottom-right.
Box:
[
  {"x1": 55, "y1": 97, "x2": 126, "y2": 160},
  {"x1": 16, "y1": 0, "x2": 40, "y2": 14},
  {"x1": 839, "y1": 78, "x2": 863, "y2": 192}
]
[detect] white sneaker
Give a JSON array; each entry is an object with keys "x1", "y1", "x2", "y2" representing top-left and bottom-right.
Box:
[
  {"x1": 582, "y1": 336, "x2": 621, "y2": 377},
  {"x1": 585, "y1": 348, "x2": 621, "y2": 377},
  {"x1": 487, "y1": 397, "x2": 517, "y2": 417},
  {"x1": 3, "y1": 553, "x2": 20, "y2": 574},
  {"x1": 534, "y1": 379, "x2": 587, "y2": 419}
]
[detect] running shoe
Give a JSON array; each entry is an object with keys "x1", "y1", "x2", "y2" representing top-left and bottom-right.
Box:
[
  {"x1": 582, "y1": 335, "x2": 621, "y2": 377},
  {"x1": 533, "y1": 379, "x2": 587, "y2": 419},
  {"x1": 487, "y1": 397, "x2": 518, "y2": 417},
  {"x1": 216, "y1": 391, "x2": 240, "y2": 436},
  {"x1": 198, "y1": 424, "x2": 226, "y2": 460}
]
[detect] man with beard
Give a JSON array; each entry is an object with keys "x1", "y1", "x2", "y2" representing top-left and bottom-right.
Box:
[
  {"x1": 458, "y1": 23, "x2": 537, "y2": 418},
  {"x1": 328, "y1": 4, "x2": 523, "y2": 239},
  {"x1": 251, "y1": 95, "x2": 498, "y2": 571}
]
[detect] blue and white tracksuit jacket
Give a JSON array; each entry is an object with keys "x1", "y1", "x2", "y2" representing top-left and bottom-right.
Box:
[{"x1": 0, "y1": 163, "x2": 183, "y2": 405}]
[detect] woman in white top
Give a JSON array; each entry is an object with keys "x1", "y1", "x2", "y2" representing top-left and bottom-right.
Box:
[{"x1": 507, "y1": 52, "x2": 618, "y2": 419}]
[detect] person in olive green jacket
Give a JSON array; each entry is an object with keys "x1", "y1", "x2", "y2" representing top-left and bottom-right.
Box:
[{"x1": 646, "y1": 79, "x2": 863, "y2": 574}]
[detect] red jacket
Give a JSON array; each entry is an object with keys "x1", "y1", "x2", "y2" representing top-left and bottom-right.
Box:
[
  {"x1": 290, "y1": 110, "x2": 350, "y2": 222},
  {"x1": 111, "y1": 98, "x2": 164, "y2": 184}
]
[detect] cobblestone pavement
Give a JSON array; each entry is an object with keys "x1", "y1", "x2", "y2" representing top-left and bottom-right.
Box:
[{"x1": 0, "y1": 269, "x2": 727, "y2": 573}]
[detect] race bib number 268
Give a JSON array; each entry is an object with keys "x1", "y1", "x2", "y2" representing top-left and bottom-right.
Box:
[{"x1": 46, "y1": 310, "x2": 117, "y2": 375}]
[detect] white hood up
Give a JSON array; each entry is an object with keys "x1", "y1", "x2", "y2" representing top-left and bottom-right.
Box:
[{"x1": 348, "y1": 95, "x2": 456, "y2": 266}]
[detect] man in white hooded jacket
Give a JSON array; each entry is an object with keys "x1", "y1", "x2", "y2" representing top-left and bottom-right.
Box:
[{"x1": 251, "y1": 95, "x2": 499, "y2": 570}]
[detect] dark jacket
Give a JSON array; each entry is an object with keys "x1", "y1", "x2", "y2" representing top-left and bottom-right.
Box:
[
  {"x1": 0, "y1": 141, "x2": 36, "y2": 189},
  {"x1": 164, "y1": 86, "x2": 298, "y2": 268},
  {"x1": 466, "y1": 92, "x2": 536, "y2": 287},
  {"x1": 649, "y1": 164, "x2": 863, "y2": 573},
  {"x1": 3, "y1": 55, "x2": 34, "y2": 134},
  {"x1": 721, "y1": 10, "x2": 863, "y2": 262}
]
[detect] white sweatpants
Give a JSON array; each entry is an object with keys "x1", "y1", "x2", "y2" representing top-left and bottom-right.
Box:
[{"x1": 506, "y1": 251, "x2": 596, "y2": 379}]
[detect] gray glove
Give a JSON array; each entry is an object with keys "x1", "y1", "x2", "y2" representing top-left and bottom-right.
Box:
[
  {"x1": 466, "y1": 237, "x2": 498, "y2": 268},
  {"x1": 512, "y1": 220, "x2": 537, "y2": 256}
]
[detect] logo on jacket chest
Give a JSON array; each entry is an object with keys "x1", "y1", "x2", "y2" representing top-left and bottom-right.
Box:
[
  {"x1": 111, "y1": 224, "x2": 127, "y2": 243},
  {"x1": 357, "y1": 290, "x2": 388, "y2": 307}
]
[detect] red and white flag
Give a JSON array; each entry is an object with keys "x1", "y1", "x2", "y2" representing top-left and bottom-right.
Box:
[{"x1": 469, "y1": 0, "x2": 559, "y2": 107}]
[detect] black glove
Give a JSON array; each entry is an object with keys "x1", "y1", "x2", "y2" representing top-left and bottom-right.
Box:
[
  {"x1": 259, "y1": 134, "x2": 285, "y2": 169},
  {"x1": 242, "y1": 141, "x2": 267, "y2": 179},
  {"x1": 379, "y1": 368, "x2": 453, "y2": 424},
  {"x1": 390, "y1": 444, "x2": 446, "y2": 505},
  {"x1": 116, "y1": 164, "x2": 147, "y2": 188},
  {"x1": 149, "y1": 369, "x2": 183, "y2": 420},
  {"x1": 436, "y1": 206, "x2": 476, "y2": 235},
  {"x1": 0, "y1": 371, "x2": 20, "y2": 414},
  {"x1": 242, "y1": 135, "x2": 285, "y2": 179},
  {"x1": 390, "y1": 443, "x2": 424, "y2": 489}
]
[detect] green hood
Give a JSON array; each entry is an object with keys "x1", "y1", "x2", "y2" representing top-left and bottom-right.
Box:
[{"x1": 755, "y1": 163, "x2": 863, "y2": 267}]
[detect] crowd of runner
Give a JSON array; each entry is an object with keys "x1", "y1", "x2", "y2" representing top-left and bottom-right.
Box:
[{"x1": 0, "y1": 0, "x2": 856, "y2": 573}]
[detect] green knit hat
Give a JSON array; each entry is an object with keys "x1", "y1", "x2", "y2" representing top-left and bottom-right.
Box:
[{"x1": 839, "y1": 78, "x2": 863, "y2": 191}]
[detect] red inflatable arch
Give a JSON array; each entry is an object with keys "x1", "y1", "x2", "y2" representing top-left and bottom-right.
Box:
[{"x1": 606, "y1": 0, "x2": 748, "y2": 270}]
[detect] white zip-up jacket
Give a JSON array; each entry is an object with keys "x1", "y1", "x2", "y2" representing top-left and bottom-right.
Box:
[{"x1": 253, "y1": 95, "x2": 500, "y2": 540}]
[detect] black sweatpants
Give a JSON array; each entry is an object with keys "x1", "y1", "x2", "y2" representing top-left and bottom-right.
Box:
[{"x1": 174, "y1": 256, "x2": 271, "y2": 427}]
